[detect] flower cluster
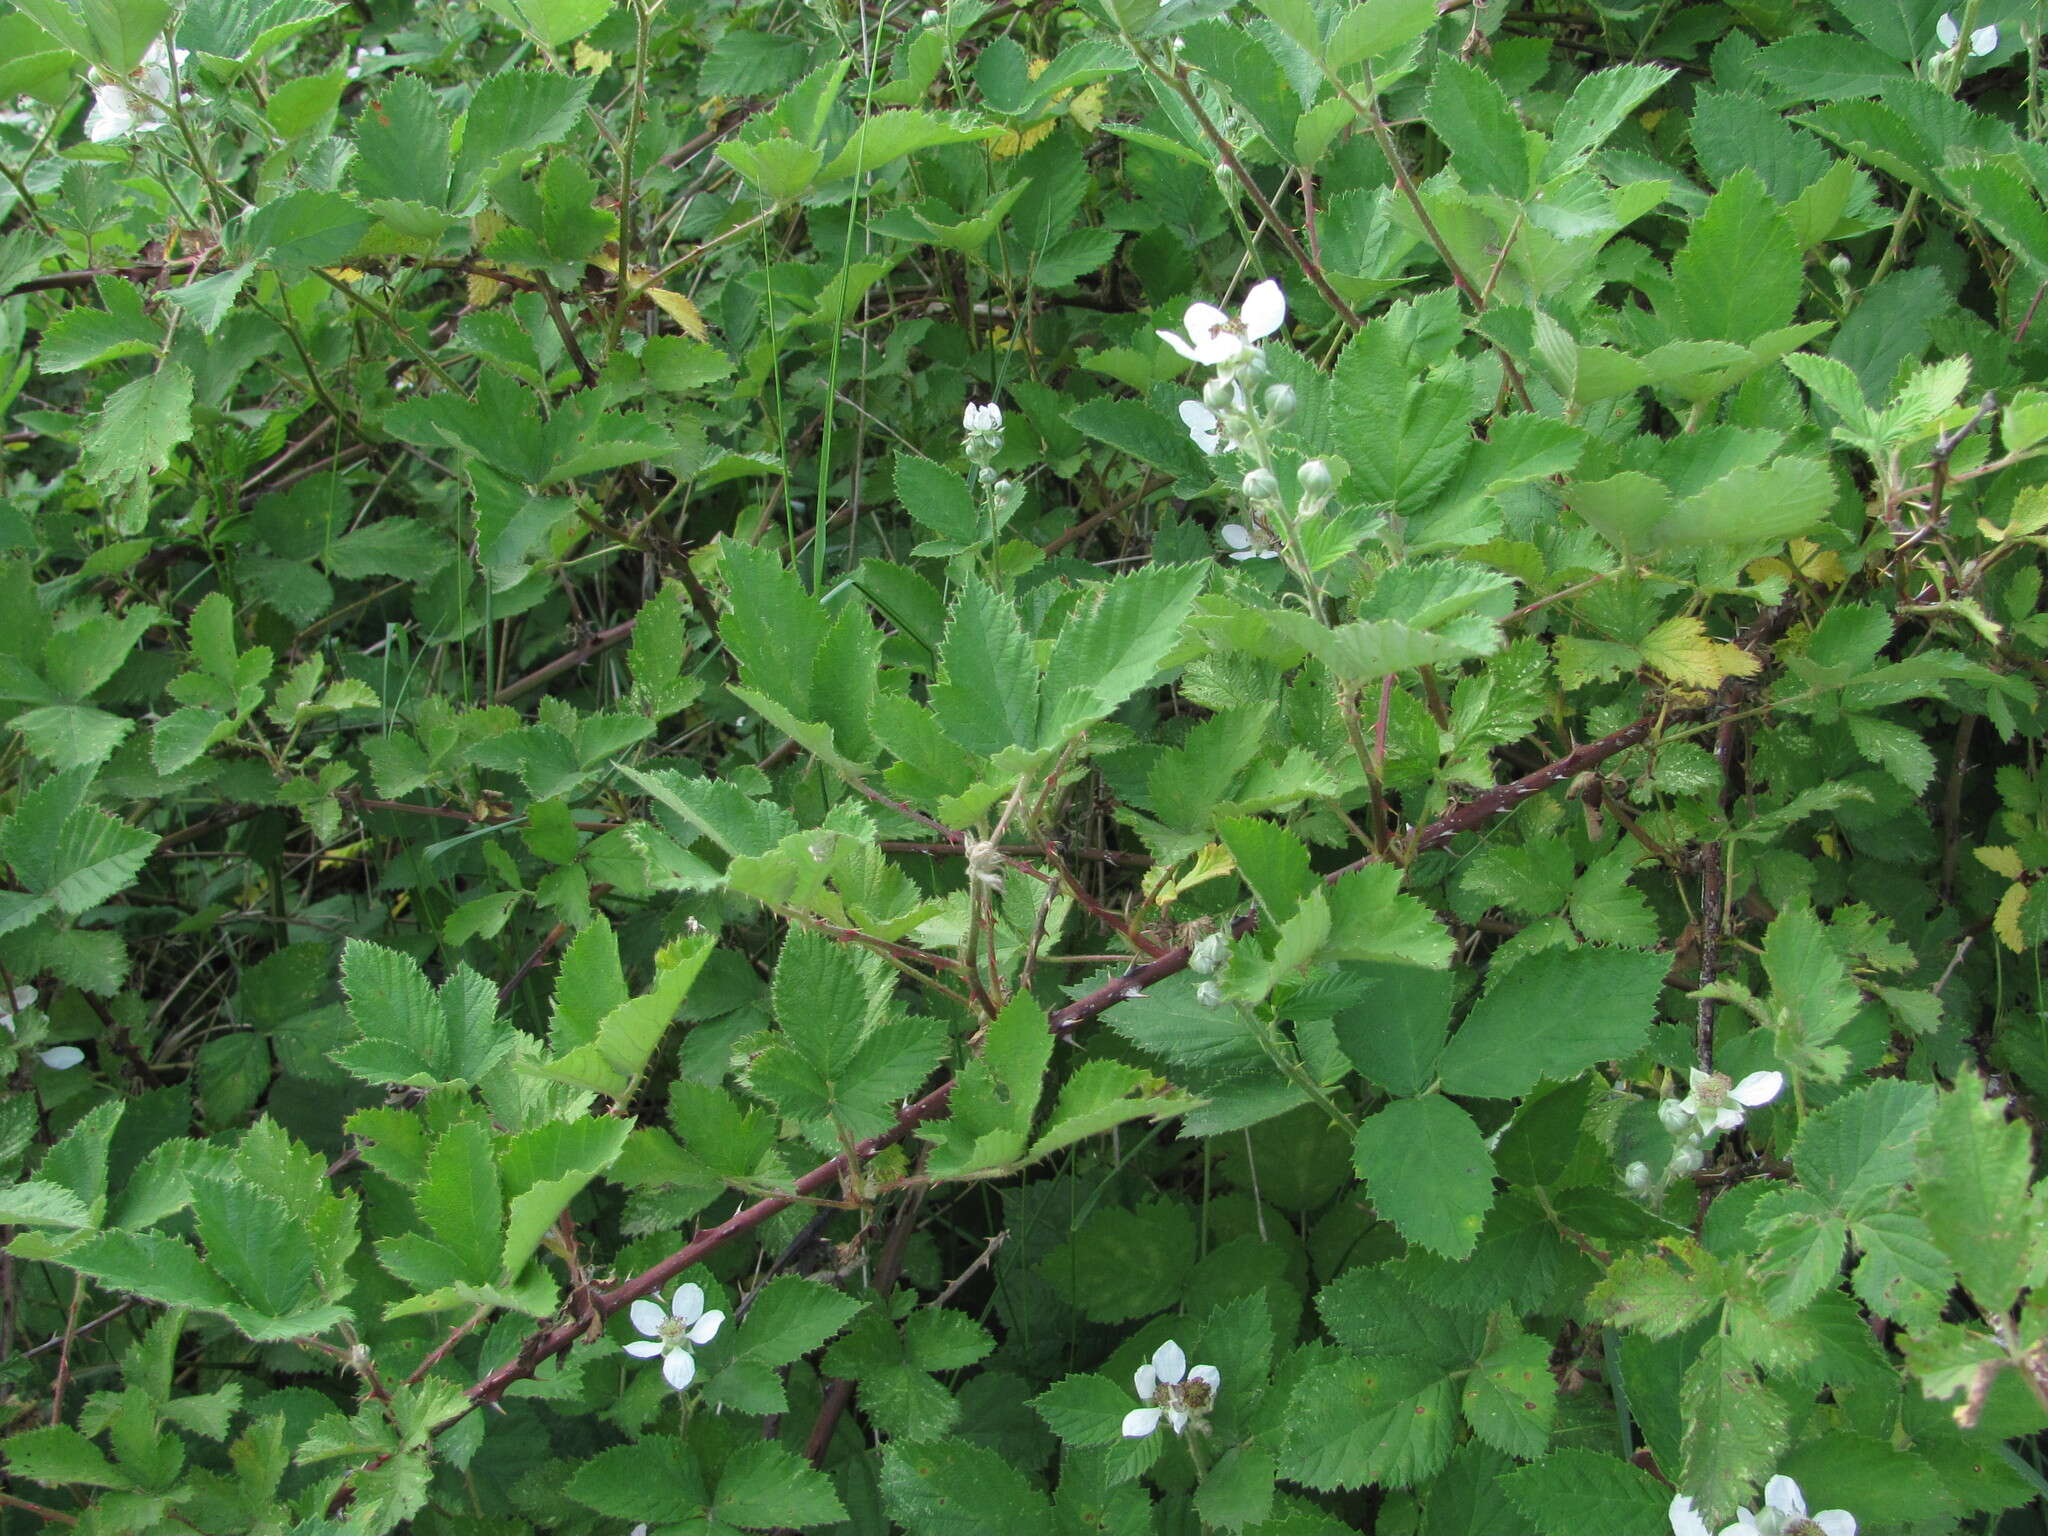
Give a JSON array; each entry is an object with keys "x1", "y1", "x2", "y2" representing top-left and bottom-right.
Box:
[
  {"x1": 1157, "y1": 282, "x2": 1334, "y2": 561},
  {"x1": 1670, "y1": 1476, "x2": 1856, "y2": 1536},
  {"x1": 1121, "y1": 1340, "x2": 1220, "y2": 1438},
  {"x1": 961, "y1": 400, "x2": 1023, "y2": 525},
  {"x1": 2, "y1": 987, "x2": 83, "y2": 1072},
  {"x1": 624, "y1": 1283, "x2": 725, "y2": 1391},
  {"x1": 1625, "y1": 1068, "x2": 1782, "y2": 1197},
  {"x1": 85, "y1": 39, "x2": 189, "y2": 145}
]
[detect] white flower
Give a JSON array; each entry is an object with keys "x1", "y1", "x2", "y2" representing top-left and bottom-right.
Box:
[
  {"x1": 1, "y1": 988, "x2": 83, "y2": 1071},
  {"x1": 624, "y1": 1282, "x2": 725, "y2": 1390},
  {"x1": 1934, "y1": 12, "x2": 1997, "y2": 56},
  {"x1": 1671, "y1": 1494, "x2": 1713, "y2": 1536},
  {"x1": 1219, "y1": 523, "x2": 1278, "y2": 561},
  {"x1": 963, "y1": 401, "x2": 1003, "y2": 433},
  {"x1": 1179, "y1": 399, "x2": 1223, "y2": 454},
  {"x1": 1157, "y1": 279, "x2": 1286, "y2": 366},
  {"x1": 1673, "y1": 1067, "x2": 1783, "y2": 1138},
  {"x1": 1120, "y1": 1340, "x2": 1220, "y2": 1437},
  {"x1": 84, "y1": 39, "x2": 189, "y2": 144},
  {"x1": 1725, "y1": 1475, "x2": 1856, "y2": 1536},
  {"x1": 345, "y1": 44, "x2": 390, "y2": 80}
]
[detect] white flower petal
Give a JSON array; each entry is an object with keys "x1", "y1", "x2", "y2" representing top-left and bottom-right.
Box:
[
  {"x1": 1220, "y1": 523, "x2": 1253, "y2": 549},
  {"x1": 1239, "y1": 279, "x2": 1285, "y2": 340},
  {"x1": 1732, "y1": 1070, "x2": 1783, "y2": 1107},
  {"x1": 1152, "y1": 1340, "x2": 1187, "y2": 1385},
  {"x1": 1178, "y1": 399, "x2": 1220, "y2": 453},
  {"x1": 629, "y1": 1299, "x2": 665, "y2": 1337},
  {"x1": 661, "y1": 1347, "x2": 697, "y2": 1390},
  {"x1": 6, "y1": 986, "x2": 36, "y2": 1016},
  {"x1": 1669, "y1": 1494, "x2": 1713, "y2": 1536},
  {"x1": 1970, "y1": 24, "x2": 1997, "y2": 53},
  {"x1": 1120, "y1": 1406, "x2": 1163, "y2": 1438},
  {"x1": 1134, "y1": 1363, "x2": 1158, "y2": 1400},
  {"x1": 39, "y1": 1047, "x2": 84, "y2": 1070},
  {"x1": 1158, "y1": 328, "x2": 1205, "y2": 362},
  {"x1": 1186, "y1": 1364, "x2": 1220, "y2": 1394},
  {"x1": 1763, "y1": 1476, "x2": 1806, "y2": 1517},
  {"x1": 1936, "y1": 11, "x2": 1959, "y2": 46},
  {"x1": 670, "y1": 1282, "x2": 704, "y2": 1324},
  {"x1": 1181, "y1": 302, "x2": 1230, "y2": 342},
  {"x1": 623, "y1": 1339, "x2": 664, "y2": 1358},
  {"x1": 1711, "y1": 1106, "x2": 1745, "y2": 1134},
  {"x1": 688, "y1": 1309, "x2": 725, "y2": 1345},
  {"x1": 86, "y1": 84, "x2": 136, "y2": 142},
  {"x1": 1812, "y1": 1511, "x2": 1856, "y2": 1536},
  {"x1": 1166, "y1": 1406, "x2": 1188, "y2": 1433}
]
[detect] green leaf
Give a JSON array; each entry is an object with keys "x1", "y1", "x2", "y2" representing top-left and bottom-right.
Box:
[
  {"x1": 334, "y1": 941, "x2": 517, "y2": 1088},
  {"x1": 1352, "y1": 1096, "x2": 1496, "y2": 1260},
  {"x1": 1427, "y1": 57, "x2": 1531, "y2": 200},
  {"x1": 1671, "y1": 170, "x2": 1804, "y2": 345},
  {"x1": 1437, "y1": 947, "x2": 1668, "y2": 1098},
  {"x1": 1543, "y1": 64, "x2": 1672, "y2": 177},
  {"x1": 895, "y1": 454, "x2": 982, "y2": 545},
  {"x1": 1500, "y1": 1448, "x2": 1669, "y2": 1536},
  {"x1": 1280, "y1": 1355, "x2": 1456, "y2": 1490},
  {"x1": 1680, "y1": 1334, "x2": 1789, "y2": 1522},
  {"x1": 1915, "y1": 1069, "x2": 2042, "y2": 1312},
  {"x1": 1031, "y1": 1373, "x2": 1134, "y2": 1446},
  {"x1": 1461, "y1": 1332, "x2": 1557, "y2": 1458},
  {"x1": 350, "y1": 73, "x2": 452, "y2": 209},
  {"x1": 729, "y1": 1275, "x2": 864, "y2": 1368},
  {"x1": 537, "y1": 931, "x2": 714, "y2": 1100},
  {"x1": 235, "y1": 189, "x2": 373, "y2": 277},
  {"x1": 712, "y1": 1440, "x2": 848, "y2": 1529},
  {"x1": 1324, "y1": 0, "x2": 1435, "y2": 69},
  {"x1": 1333, "y1": 964, "x2": 1452, "y2": 1096},
  {"x1": 2, "y1": 1424, "x2": 128, "y2": 1489},
  {"x1": 1217, "y1": 816, "x2": 1313, "y2": 926},
  {"x1": 1038, "y1": 564, "x2": 1209, "y2": 747},
  {"x1": 881, "y1": 1439, "x2": 1053, "y2": 1536},
  {"x1": 412, "y1": 1120, "x2": 503, "y2": 1285},
  {"x1": 190, "y1": 1174, "x2": 317, "y2": 1319},
  {"x1": 928, "y1": 992, "x2": 1050, "y2": 1177},
  {"x1": 0, "y1": 768, "x2": 160, "y2": 914},
  {"x1": 452, "y1": 71, "x2": 594, "y2": 209},
  {"x1": 81, "y1": 361, "x2": 194, "y2": 490},
  {"x1": 929, "y1": 576, "x2": 1039, "y2": 755},
  {"x1": 479, "y1": 0, "x2": 611, "y2": 47}
]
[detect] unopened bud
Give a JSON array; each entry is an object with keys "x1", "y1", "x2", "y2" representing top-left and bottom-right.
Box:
[
  {"x1": 920, "y1": 7, "x2": 941, "y2": 20},
  {"x1": 1669, "y1": 1142, "x2": 1705, "y2": 1176},
  {"x1": 1212, "y1": 162, "x2": 1235, "y2": 194},
  {"x1": 1262, "y1": 383, "x2": 1296, "y2": 419},
  {"x1": 1622, "y1": 1160, "x2": 1653, "y2": 1192},
  {"x1": 1195, "y1": 980, "x2": 1224, "y2": 1008},
  {"x1": 1189, "y1": 932, "x2": 1230, "y2": 974},
  {"x1": 1240, "y1": 467, "x2": 1279, "y2": 501},
  {"x1": 1202, "y1": 376, "x2": 1239, "y2": 412},
  {"x1": 1658, "y1": 1098, "x2": 1693, "y2": 1136},
  {"x1": 1298, "y1": 458, "x2": 1333, "y2": 496}
]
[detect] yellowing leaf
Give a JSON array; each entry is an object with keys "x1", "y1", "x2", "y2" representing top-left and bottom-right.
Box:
[
  {"x1": 1975, "y1": 845, "x2": 2025, "y2": 881},
  {"x1": 1639, "y1": 615, "x2": 1761, "y2": 689},
  {"x1": 1149, "y1": 842, "x2": 1235, "y2": 912},
  {"x1": 991, "y1": 119, "x2": 1056, "y2": 158},
  {"x1": 1746, "y1": 537, "x2": 1846, "y2": 588},
  {"x1": 573, "y1": 41, "x2": 611, "y2": 72},
  {"x1": 647, "y1": 286, "x2": 709, "y2": 341},
  {"x1": 467, "y1": 271, "x2": 507, "y2": 307},
  {"x1": 1993, "y1": 881, "x2": 2029, "y2": 954},
  {"x1": 1068, "y1": 82, "x2": 1108, "y2": 134}
]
